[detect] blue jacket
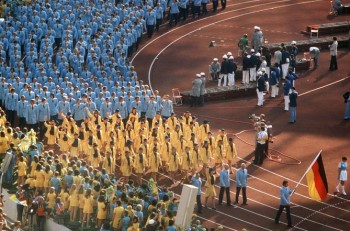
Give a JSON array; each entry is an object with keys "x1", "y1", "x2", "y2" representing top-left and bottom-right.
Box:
[
  {"x1": 17, "y1": 100, "x2": 28, "y2": 118},
  {"x1": 72, "y1": 103, "x2": 86, "y2": 121},
  {"x1": 220, "y1": 169, "x2": 230, "y2": 187},
  {"x1": 191, "y1": 176, "x2": 202, "y2": 195},
  {"x1": 48, "y1": 98, "x2": 59, "y2": 116},
  {"x1": 26, "y1": 104, "x2": 38, "y2": 124},
  {"x1": 236, "y1": 168, "x2": 248, "y2": 187},
  {"x1": 280, "y1": 186, "x2": 292, "y2": 205},
  {"x1": 37, "y1": 103, "x2": 50, "y2": 121},
  {"x1": 5, "y1": 92, "x2": 18, "y2": 110},
  {"x1": 289, "y1": 91, "x2": 298, "y2": 107}
]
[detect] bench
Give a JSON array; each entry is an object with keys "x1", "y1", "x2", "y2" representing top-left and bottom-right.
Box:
[
  {"x1": 343, "y1": 4, "x2": 350, "y2": 14},
  {"x1": 302, "y1": 21, "x2": 350, "y2": 36}
]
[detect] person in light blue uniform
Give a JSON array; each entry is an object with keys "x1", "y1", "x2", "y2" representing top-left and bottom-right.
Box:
[
  {"x1": 145, "y1": 95, "x2": 159, "y2": 128},
  {"x1": 145, "y1": 8, "x2": 156, "y2": 38},
  {"x1": 115, "y1": 97, "x2": 129, "y2": 123},
  {"x1": 17, "y1": 95, "x2": 28, "y2": 129},
  {"x1": 275, "y1": 180, "x2": 293, "y2": 227},
  {"x1": 37, "y1": 98, "x2": 50, "y2": 141},
  {"x1": 169, "y1": 0, "x2": 179, "y2": 27},
  {"x1": 191, "y1": 172, "x2": 202, "y2": 213},
  {"x1": 5, "y1": 88, "x2": 18, "y2": 126},
  {"x1": 71, "y1": 98, "x2": 86, "y2": 126},
  {"x1": 48, "y1": 93, "x2": 59, "y2": 122},
  {"x1": 100, "y1": 98, "x2": 113, "y2": 119},
  {"x1": 26, "y1": 99, "x2": 38, "y2": 131},
  {"x1": 154, "y1": 3, "x2": 163, "y2": 31},
  {"x1": 160, "y1": 95, "x2": 173, "y2": 119},
  {"x1": 218, "y1": 163, "x2": 231, "y2": 206},
  {"x1": 235, "y1": 163, "x2": 248, "y2": 205}
]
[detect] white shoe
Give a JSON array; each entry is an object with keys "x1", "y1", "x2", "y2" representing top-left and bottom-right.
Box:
[
  {"x1": 342, "y1": 191, "x2": 347, "y2": 195},
  {"x1": 336, "y1": 187, "x2": 339, "y2": 193}
]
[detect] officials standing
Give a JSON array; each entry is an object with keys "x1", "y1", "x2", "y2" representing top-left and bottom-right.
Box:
[
  {"x1": 235, "y1": 163, "x2": 248, "y2": 205},
  {"x1": 289, "y1": 87, "x2": 298, "y2": 124},
  {"x1": 191, "y1": 173, "x2": 203, "y2": 213},
  {"x1": 329, "y1": 37, "x2": 338, "y2": 71},
  {"x1": 190, "y1": 74, "x2": 202, "y2": 107}
]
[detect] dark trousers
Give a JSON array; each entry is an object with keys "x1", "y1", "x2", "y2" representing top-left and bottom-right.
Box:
[
  {"x1": 146, "y1": 24, "x2": 155, "y2": 38},
  {"x1": 194, "y1": 5, "x2": 201, "y2": 17},
  {"x1": 190, "y1": 96, "x2": 200, "y2": 107},
  {"x1": 179, "y1": 7, "x2": 187, "y2": 21},
  {"x1": 202, "y1": 3, "x2": 207, "y2": 15},
  {"x1": 156, "y1": 18, "x2": 162, "y2": 31},
  {"x1": 235, "y1": 187, "x2": 247, "y2": 204},
  {"x1": 18, "y1": 116, "x2": 26, "y2": 129},
  {"x1": 37, "y1": 215, "x2": 46, "y2": 231},
  {"x1": 221, "y1": 0, "x2": 226, "y2": 9},
  {"x1": 254, "y1": 143, "x2": 265, "y2": 165},
  {"x1": 27, "y1": 123, "x2": 37, "y2": 132},
  {"x1": 218, "y1": 186, "x2": 231, "y2": 205},
  {"x1": 169, "y1": 13, "x2": 178, "y2": 27},
  {"x1": 17, "y1": 204, "x2": 24, "y2": 222},
  {"x1": 213, "y1": 0, "x2": 218, "y2": 11},
  {"x1": 329, "y1": 55, "x2": 337, "y2": 70},
  {"x1": 38, "y1": 121, "x2": 46, "y2": 141},
  {"x1": 6, "y1": 110, "x2": 16, "y2": 126},
  {"x1": 275, "y1": 205, "x2": 292, "y2": 226},
  {"x1": 196, "y1": 194, "x2": 202, "y2": 212}
]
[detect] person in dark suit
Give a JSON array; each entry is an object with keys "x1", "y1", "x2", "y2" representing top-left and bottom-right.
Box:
[
  {"x1": 343, "y1": 88, "x2": 350, "y2": 120},
  {"x1": 289, "y1": 87, "x2": 298, "y2": 123}
]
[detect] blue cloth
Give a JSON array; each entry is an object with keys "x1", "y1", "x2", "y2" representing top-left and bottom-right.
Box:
[
  {"x1": 236, "y1": 168, "x2": 248, "y2": 187},
  {"x1": 220, "y1": 169, "x2": 230, "y2": 187},
  {"x1": 280, "y1": 186, "x2": 292, "y2": 205},
  {"x1": 191, "y1": 176, "x2": 202, "y2": 195},
  {"x1": 344, "y1": 100, "x2": 350, "y2": 120},
  {"x1": 289, "y1": 106, "x2": 296, "y2": 123}
]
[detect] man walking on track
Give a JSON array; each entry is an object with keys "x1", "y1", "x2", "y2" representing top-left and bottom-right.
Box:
[
  {"x1": 289, "y1": 87, "x2": 298, "y2": 124},
  {"x1": 235, "y1": 163, "x2": 248, "y2": 205},
  {"x1": 275, "y1": 180, "x2": 293, "y2": 227},
  {"x1": 219, "y1": 163, "x2": 232, "y2": 206}
]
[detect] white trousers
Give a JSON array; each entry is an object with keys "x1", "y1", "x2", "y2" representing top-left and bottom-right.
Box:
[
  {"x1": 265, "y1": 66, "x2": 270, "y2": 78},
  {"x1": 249, "y1": 68, "x2": 256, "y2": 81},
  {"x1": 271, "y1": 85, "x2": 278, "y2": 97},
  {"x1": 257, "y1": 89, "x2": 264, "y2": 106},
  {"x1": 284, "y1": 95, "x2": 289, "y2": 110},
  {"x1": 242, "y1": 70, "x2": 249, "y2": 84},
  {"x1": 218, "y1": 74, "x2": 228, "y2": 86},
  {"x1": 228, "y1": 73, "x2": 235, "y2": 86},
  {"x1": 281, "y1": 63, "x2": 289, "y2": 79}
]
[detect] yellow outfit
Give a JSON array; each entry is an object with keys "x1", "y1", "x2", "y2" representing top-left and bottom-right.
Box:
[
  {"x1": 168, "y1": 153, "x2": 180, "y2": 172},
  {"x1": 43, "y1": 171, "x2": 53, "y2": 188},
  {"x1": 112, "y1": 206, "x2": 125, "y2": 228},
  {"x1": 134, "y1": 153, "x2": 148, "y2": 174},
  {"x1": 83, "y1": 196, "x2": 94, "y2": 214},
  {"x1": 181, "y1": 151, "x2": 192, "y2": 170},
  {"x1": 149, "y1": 152, "x2": 162, "y2": 172},
  {"x1": 121, "y1": 156, "x2": 133, "y2": 177},
  {"x1": 47, "y1": 192, "x2": 56, "y2": 209},
  {"x1": 97, "y1": 201, "x2": 107, "y2": 220},
  {"x1": 69, "y1": 190, "x2": 79, "y2": 207},
  {"x1": 226, "y1": 143, "x2": 237, "y2": 161},
  {"x1": 192, "y1": 149, "x2": 202, "y2": 169},
  {"x1": 0, "y1": 136, "x2": 9, "y2": 153},
  {"x1": 44, "y1": 123, "x2": 58, "y2": 145},
  {"x1": 35, "y1": 170, "x2": 45, "y2": 188},
  {"x1": 201, "y1": 146, "x2": 212, "y2": 165},
  {"x1": 18, "y1": 161, "x2": 27, "y2": 177}
]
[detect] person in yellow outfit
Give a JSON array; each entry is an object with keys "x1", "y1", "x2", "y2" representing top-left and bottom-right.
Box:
[
  {"x1": 91, "y1": 143, "x2": 101, "y2": 169},
  {"x1": 121, "y1": 151, "x2": 133, "y2": 180},
  {"x1": 128, "y1": 107, "x2": 139, "y2": 123},
  {"x1": 215, "y1": 129, "x2": 228, "y2": 147},
  {"x1": 47, "y1": 187, "x2": 57, "y2": 215},
  {"x1": 215, "y1": 139, "x2": 226, "y2": 168},
  {"x1": 166, "y1": 113, "x2": 178, "y2": 130},
  {"x1": 97, "y1": 195, "x2": 107, "y2": 230},
  {"x1": 149, "y1": 147, "x2": 162, "y2": 182},
  {"x1": 0, "y1": 131, "x2": 9, "y2": 154},
  {"x1": 44, "y1": 121, "x2": 58, "y2": 147},
  {"x1": 17, "y1": 156, "x2": 27, "y2": 186},
  {"x1": 206, "y1": 131, "x2": 216, "y2": 153},
  {"x1": 69, "y1": 133, "x2": 83, "y2": 158},
  {"x1": 85, "y1": 109, "x2": 103, "y2": 128},
  {"x1": 192, "y1": 143, "x2": 203, "y2": 172},
  {"x1": 201, "y1": 140, "x2": 212, "y2": 168},
  {"x1": 30, "y1": 155, "x2": 39, "y2": 178},
  {"x1": 125, "y1": 124, "x2": 135, "y2": 142},
  {"x1": 134, "y1": 147, "x2": 148, "y2": 186},
  {"x1": 181, "y1": 146, "x2": 193, "y2": 179},
  {"x1": 140, "y1": 138, "x2": 151, "y2": 160},
  {"x1": 57, "y1": 127, "x2": 71, "y2": 153},
  {"x1": 43, "y1": 165, "x2": 53, "y2": 193},
  {"x1": 82, "y1": 189, "x2": 94, "y2": 227},
  {"x1": 175, "y1": 135, "x2": 187, "y2": 154},
  {"x1": 112, "y1": 200, "x2": 125, "y2": 230},
  {"x1": 78, "y1": 185, "x2": 85, "y2": 223},
  {"x1": 59, "y1": 187, "x2": 70, "y2": 211},
  {"x1": 93, "y1": 125, "x2": 105, "y2": 148},
  {"x1": 69, "y1": 184, "x2": 79, "y2": 221},
  {"x1": 160, "y1": 136, "x2": 172, "y2": 172},
  {"x1": 78, "y1": 126, "x2": 89, "y2": 156},
  {"x1": 102, "y1": 150, "x2": 115, "y2": 176},
  {"x1": 204, "y1": 167, "x2": 217, "y2": 210},
  {"x1": 86, "y1": 129, "x2": 97, "y2": 157},
  {"x1": 168, "y1": 147, "x2": 180, "y2": 183},
  {"x1": 227, "y1": 137, "x2": 238, "y2": 169},
  {"x1": 199, "y1": 120, "x2": 210, "y2": 143}
]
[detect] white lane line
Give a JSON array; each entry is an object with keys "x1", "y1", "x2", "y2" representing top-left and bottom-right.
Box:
[
  {"x1": 145, "y1": 0, "x2": 323, "y2": 92},
  {"x1": 299, "y1": 76, "x2": 350, "y2": 97}
]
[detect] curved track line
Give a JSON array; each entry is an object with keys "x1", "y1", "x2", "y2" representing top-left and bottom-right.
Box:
[{"x1": 146, "y1": 0, "x2": 323, "y2": 92}]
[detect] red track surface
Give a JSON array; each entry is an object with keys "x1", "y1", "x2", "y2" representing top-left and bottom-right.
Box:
[{"x1": 133, "y1": 0, "x2": 350, "y2": 230}]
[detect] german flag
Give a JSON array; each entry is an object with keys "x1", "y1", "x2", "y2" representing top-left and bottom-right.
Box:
[{"x1": 305, "y1": 154, "x2": 328, "y2": 201}]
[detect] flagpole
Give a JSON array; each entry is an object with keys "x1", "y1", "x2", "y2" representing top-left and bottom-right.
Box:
[{"x1": 290, "y1": 150, "x2": 322, "y2": 197}]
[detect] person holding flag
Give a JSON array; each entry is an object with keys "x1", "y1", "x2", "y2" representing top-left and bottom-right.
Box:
[{"x1": 274, "y1": 180, "x2": 293, "y2": 227}]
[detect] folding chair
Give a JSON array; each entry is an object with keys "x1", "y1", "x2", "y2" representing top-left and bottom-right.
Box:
[
  {"x1": 172, "y1": 88, "x2": 183, "y2": 106},
  {"x1": 310, "y1": 26, "x2": 319, "y2": 38}
]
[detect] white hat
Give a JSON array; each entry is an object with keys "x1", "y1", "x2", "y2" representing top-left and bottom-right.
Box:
[
  {"x1": 223, "y1": 55, "x2": 228, "y2": 59},
  {"x1": 229, "y1": 56, "x2": 234, "y2": 60},
  {"x1": 148, "y1": 219, "x2": 155, "y2": 225},
  {"x1": 200, "y1": 72, "x2": 205, "y2": 76},
  {"x1": 257, "y1": 71, "x2": 263, "y2": 75},
  {"x1": 250, "y1": 49, "x2": 255, "y2": 53},
  {"x1": 291, "y1": 41, "x2": 296, "y2": 45},
  {"x1": 261, "y1": 68, "x2": 266, "y2": 72},
  {"x1": 309, "y1": 47, "x2": 314, "y2": 52},
  {"x1": 196, "y1": 74, "x2": 201, "y2": 78},
  {"x1": 227, "y1": 52, "x2": 232, "y2": 56},
  {"x1": 254, "y1": 26, "x2": 259, "y2": 30},
  {"x1": 256, "y1": 52, "x2": 261, "y2": 57},
  {"x1": 213, "y1": 58, "x2": 218, "y2": 61}
]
